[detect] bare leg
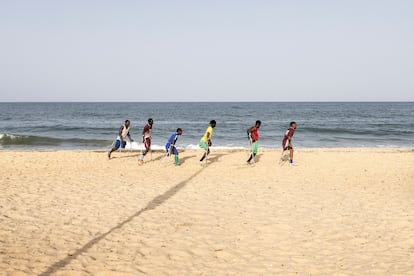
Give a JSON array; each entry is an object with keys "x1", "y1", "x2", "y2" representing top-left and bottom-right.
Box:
[
  {"x1": 200, "y1": 149, "x2": 210, "y2": 162},
  {"x1": 142, "y1": 148, "x2": 149, "y2": 157},
  {"x1": 140, "y1": 138, "x2": 151, "y2": 163},
  {"x1": 247, "y1": 153, "x2": 256, "y2": 163},
  {"x1": 108, "y1": 147, "x2": 117, "y2": 159},
  {"x1": 139, "y1": 148, "x2": 149, "y2": 164}
]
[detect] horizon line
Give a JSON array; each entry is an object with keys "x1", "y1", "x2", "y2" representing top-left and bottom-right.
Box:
[{"x1": 1, "y1": 100, "x2": 413, "y2": 103}]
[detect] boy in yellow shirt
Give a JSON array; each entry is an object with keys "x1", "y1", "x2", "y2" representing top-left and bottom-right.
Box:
[{"x1": 199, "y1": 120, "x2": 216, "y2": 163}]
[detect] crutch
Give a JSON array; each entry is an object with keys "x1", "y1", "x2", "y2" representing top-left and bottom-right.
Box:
[
  {"x1": 279, "y1": 139, "x2": 290, "y2": 164},
  {"x1": 160, "y1": 146, "x2": 171, "y2": 167},
  {"x1": 248, "y1": 134, "x2": 255, "y2": 164},
  {"x1": 204, "y1": 142, "x2": 209, "y2": 166},
  {"x1": 150, "y1": 137, "x2": 153, "y2": 161}
]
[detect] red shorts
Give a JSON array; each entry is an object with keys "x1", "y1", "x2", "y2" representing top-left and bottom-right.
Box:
[{"x1": 144, "y1": 137, "x2": 151, "y2": 149}]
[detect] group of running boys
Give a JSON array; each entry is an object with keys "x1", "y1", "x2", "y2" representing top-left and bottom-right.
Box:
[{"x1": 108, "y1": 119, "x2": 297, "y2": 166}]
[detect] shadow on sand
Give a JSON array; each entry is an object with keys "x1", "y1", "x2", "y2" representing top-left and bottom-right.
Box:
[
  {"x1": 108, "y1": 153, "x2": 139, "y2": 159},
  {"x1": 40, "y1": 167, "x2": 205, "y2": 275},
  {"x1": 206, "y1": 153, "x2": 226, "y2": 163},
  {"x1": 178, "y1": 154, "x2": 197, "y2": 165}
]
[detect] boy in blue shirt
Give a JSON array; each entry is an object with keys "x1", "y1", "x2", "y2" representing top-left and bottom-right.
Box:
[{"x1": 165, "y1": 128, "x2": 183, "y2": 166}]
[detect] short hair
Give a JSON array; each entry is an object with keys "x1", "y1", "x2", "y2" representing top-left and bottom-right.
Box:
[
  {"x1": 176, "y1": 128, "x2": 182, "y2": 133},
  {"x1": 125, "y1": 120, "x2": 130, "y2": 124},
  {"x1": 256, "y1": 120, "x2": 261, "y2": 125},
  {"x1": 210, "y1": 120, "x2": 216, "y2": 125},
  {"x1": 290, "y1": 121, "x2": 296, "y2": 126},
  {"x1": 148, "y1": 118, "x2": 153, "y2": 123}
]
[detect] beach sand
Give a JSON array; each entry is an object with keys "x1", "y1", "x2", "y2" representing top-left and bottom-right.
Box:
[{"x1": 1, "y1": 148, "x2": 414, "y2": 275}]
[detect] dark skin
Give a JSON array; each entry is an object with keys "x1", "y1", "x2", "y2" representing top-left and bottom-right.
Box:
[
  {"x1": 108, "y1": 120, "x2": 133, "y2": 159},
  {"x1": 119, "y1": 121, "x2": 133, "y2": 144},
  {"x1": 247, "y1": 122, "x2": 261, "y2": 142},
  {"x1": 141, "y1": 119, "x2": 153, "y2": 156},
  {"x1": 287, "y1": 122, "x2": 297, "y2": 161},
  {"x1": 169, "y1": 129, "x2": 182, "y2": 155},
  {"x1": 246, "y1": 121, "x2": 261, "y2": 163},
  {"x1": 200, "y1": 122, "x2": 216, "y2": 161}
]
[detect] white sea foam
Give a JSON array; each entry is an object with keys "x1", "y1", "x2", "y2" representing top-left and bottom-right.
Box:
[
  {"x1": 122, "y1": 141, "x2": 248, "y2": 151},
  {"x1": 0, "y1": 133, "x2": 23, "y2": 141},
  {"x1": 0, "y1": 133, "x2": 18, "y2": 139}
]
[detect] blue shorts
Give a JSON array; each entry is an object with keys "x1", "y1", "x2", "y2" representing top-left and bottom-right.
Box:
[
  {"x1": 166, "y1": 144, "x2": 178, "y2": 155},
  {"x1": 115, "y1": 140, "x2": 127, "y2": 149}
]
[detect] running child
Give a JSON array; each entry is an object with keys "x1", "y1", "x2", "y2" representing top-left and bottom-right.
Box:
[
  {"x1": 246, "y1": 120, "x2": 261, "y2": 164},
  {"x1": 199, "y1": 120, "x2": 216, "y2": 164},
  {"x1": 165, "y1": 128, "x2": 183, "y2": 166},
  {"x1": 282, "y1": 121, "x2": 297, "y2": 166},
  {"x1": 139, "y1": 118, "x2": 153, "y2": 165},
  {"x1": 108, "y1": 120, "x2": 134, "y2": 159}
]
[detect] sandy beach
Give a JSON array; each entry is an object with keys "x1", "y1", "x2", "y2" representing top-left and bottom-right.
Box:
[{"x1": 1, "y1": 148, "x2": 414, "y2": 275}]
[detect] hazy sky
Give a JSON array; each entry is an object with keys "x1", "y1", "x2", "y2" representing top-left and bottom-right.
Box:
[{"x1": 1, "y1": 0, "x2": 413, "y2": 102}]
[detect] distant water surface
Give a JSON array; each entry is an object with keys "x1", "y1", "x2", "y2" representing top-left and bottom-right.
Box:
[{"x1": 0, "y1": 102, "x2": 413, "y2": 150}]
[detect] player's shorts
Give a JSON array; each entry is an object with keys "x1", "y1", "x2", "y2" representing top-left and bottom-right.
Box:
[
  {"x1": 144, "y1": 137, "x2": 151, "y2": 149},
  {"x1": 283, "y1": 145, "x2": 293, "y2": 151},
  {"x1": 166, "y1": 144, "x2": 178, "y2": 155},
  {"x1": 115, "y1": 139, "x2": 127, "y2": 149},
  {"x1": 251, "y1": 141, "x2": 258, "y2": 154},
  {"x1": 199, "y1": 140, "x2": 208, "y2": 149}
]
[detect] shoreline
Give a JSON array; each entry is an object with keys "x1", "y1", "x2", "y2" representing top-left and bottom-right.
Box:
[{"x1": 1, "y1": 147, "x2": 413, "y2": 152}]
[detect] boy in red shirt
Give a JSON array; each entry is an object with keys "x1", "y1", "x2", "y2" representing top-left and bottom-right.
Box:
[
  {"x1": 282, "y1": 121, "x2": 297, "y2": 166},
  {"x1": 139, "y1": 118, "x2": 153, "y2": 165},
  {"x1": 246, "y1": 120, "x2": 261, "y2": 164}
]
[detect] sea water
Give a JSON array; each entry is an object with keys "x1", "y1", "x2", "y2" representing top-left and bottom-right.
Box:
[{"x1": 0, "y1": 102, "x2": 413, "y2": 150}]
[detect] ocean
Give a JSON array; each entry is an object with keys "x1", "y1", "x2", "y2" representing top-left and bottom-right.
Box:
[{"x1": 0, "y1": 102, "x2": 413, "y2": 150}]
